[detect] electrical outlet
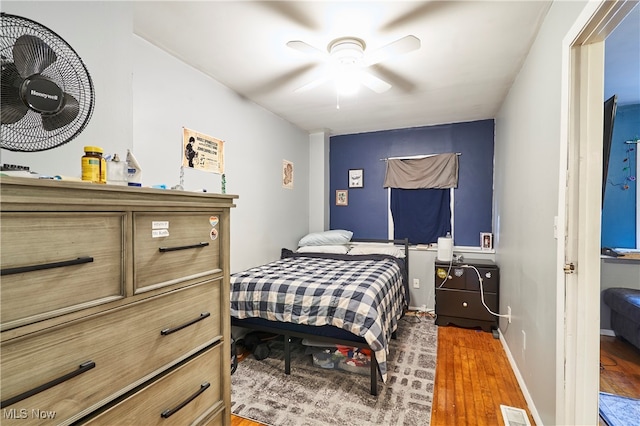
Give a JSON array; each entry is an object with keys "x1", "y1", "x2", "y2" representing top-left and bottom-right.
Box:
[
  {"x1": 413, "y1": 278, "x2": 420, "y2": 289},
  {"x1": 522, "y1": 330, "x2": 526, "y2": 351},
  {"x1": 508, "y1": 306, "x2": 512, "y2": 323}
]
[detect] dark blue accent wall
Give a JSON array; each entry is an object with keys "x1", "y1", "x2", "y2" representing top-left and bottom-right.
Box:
[
  {"x1": 330, "y1": 119, "x2": 495, "y2": 246},
  {"x1": 602, "y1": 103, "x2": 639, "y2": 248}
]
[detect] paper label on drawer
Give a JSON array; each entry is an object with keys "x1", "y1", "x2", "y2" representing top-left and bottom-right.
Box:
[
  {"x1": 210, "y1": 228, "x2": 218, "y2": 240},
  {"x1": 436, "y1": 268, "x2": 447, "y2": 279},
  {"x1": 152, "y1": 229, "x2": 170, "y2": 238},
  {"x1": 152, "y1": 221, "x2": 169, "y2": 229},
  {"x1": 209, "y1": 216, "x2": 219, "y2": 227}
]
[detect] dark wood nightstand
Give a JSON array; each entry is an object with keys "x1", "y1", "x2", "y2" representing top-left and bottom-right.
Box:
[{"x1": 434, "y1": 259, "x2": 499, "y2": 332}]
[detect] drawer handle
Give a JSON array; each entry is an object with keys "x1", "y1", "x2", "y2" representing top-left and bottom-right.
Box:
[
  {"x1": 161, "y1": 382, "x2": 210, "y2": 419},
  {"x1": 0, "y1": 360, "x2": 95, "y2": 408},
  {"x1": 158, "y1": 242, "x2": 209, "y2": 253},
  {"x1": 161, "y1": 312, "x2": 210, "y2": 336},
  {"x1": 0, "y1": 256, "x2": 94, "y2": 276}
]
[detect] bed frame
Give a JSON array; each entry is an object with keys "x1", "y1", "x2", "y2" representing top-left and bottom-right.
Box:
[{"x1": 231, "y1": 237, "x2": 409, "y2": 396}]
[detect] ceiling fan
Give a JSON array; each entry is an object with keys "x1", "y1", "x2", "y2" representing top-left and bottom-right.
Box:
[{"x1": 286, "y1": 35, "x2": 420, "y2": 95}]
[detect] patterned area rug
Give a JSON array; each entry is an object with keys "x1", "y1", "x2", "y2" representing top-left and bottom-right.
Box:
[
  {"x1": 231, "y1": 316, "x2": 437, "y2": 426},
  {"x1": 599, "y1": 392, "x2": 640, "y2": 426}
]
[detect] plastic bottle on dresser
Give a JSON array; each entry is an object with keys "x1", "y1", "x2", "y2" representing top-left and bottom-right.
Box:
[{"x1": 126, "y1": 149, "x2": 142, "y2": 187}]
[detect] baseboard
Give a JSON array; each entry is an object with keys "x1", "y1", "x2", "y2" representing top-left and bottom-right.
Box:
[
  {"x1": 498, "y1": 329, "x2": 544, "y2": 426},
  {"x1": 408, "y1": 305, "x2": 435, "y2": 313},
  {"x1": 600, "y1": 329, "x2": 615, "y2": 337}
]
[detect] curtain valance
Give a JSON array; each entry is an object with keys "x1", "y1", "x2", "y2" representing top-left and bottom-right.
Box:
[{"x1": 383, "y1": 153, "x2": 458, "y2": 189}]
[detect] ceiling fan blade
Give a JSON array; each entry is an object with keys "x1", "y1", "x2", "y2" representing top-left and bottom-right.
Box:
[
  {"x1": 294, "y1": 75, "x2": 329, "y2": 93},
  {"x1": 370, "y1": 64, "x2": 416, "y2": 93},
  {"x1": 364, "y1": 35, "x2": 421, "y2": 67},
  {"x1": 0, "y1": 62, "x2": 29, "y2": 124},
  {"x1": 13, "y1": 34, "x2": 58, "y2": 78},
  {"x1": 361, "y1": 71, "x2": 392, "y2": 94},
  {"x1": 286, "y1": 40, "x2": 326, "y2": 59},
  {"x1": 42, "y1": 93, "x2": 79, "y2": 131}
]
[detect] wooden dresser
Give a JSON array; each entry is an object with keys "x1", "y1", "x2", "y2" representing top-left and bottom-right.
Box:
[{"x1": 0, "y1": 176, "x2": 237, "y2": 425}]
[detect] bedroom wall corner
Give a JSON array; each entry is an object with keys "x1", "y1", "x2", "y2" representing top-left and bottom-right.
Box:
[{"x1": 309, "y1": 131, "x2": 330, "y2": 233}]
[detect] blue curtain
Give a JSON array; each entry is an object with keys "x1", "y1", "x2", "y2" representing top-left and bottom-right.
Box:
[{"x1": 391, "y1": 188, "x2": 451, "y2": 244}]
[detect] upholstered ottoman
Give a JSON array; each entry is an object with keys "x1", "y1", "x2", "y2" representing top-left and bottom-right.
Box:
[{"x1": 603, "y1": 287, "x2": 640, "y2": 351}]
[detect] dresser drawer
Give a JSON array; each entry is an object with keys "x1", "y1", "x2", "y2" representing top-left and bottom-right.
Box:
[
  {"x1": 435, "y1": 288, "x2": 497, "y2": 323},
  {"x1": 0, "y1": 280, "x2": 221, "y2": 425},
  {"x1": 133, "y1": 212, "x2": 222, "y2": 293},
  {"x1": 0, "y1": 212, "x2": 125, "y2": 330},
  {"x1": 85, "y1": 344, "x2": 224, "y2": 425}
]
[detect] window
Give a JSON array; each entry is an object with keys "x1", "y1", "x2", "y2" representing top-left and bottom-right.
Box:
[
  {"x1": 389, "y1": 188, "x2": 451, "y2": 244},
  {"x1": 384, "y1": 153, "x2": 457, "y2": 244}
]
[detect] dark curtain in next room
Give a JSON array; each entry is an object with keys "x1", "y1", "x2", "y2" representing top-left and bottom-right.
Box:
[{"x1": 390, "y1": 188, "x2": 451, "y2": 244}]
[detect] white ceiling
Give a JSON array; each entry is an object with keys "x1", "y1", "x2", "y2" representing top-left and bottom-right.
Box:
[{"x1": 133, "y1": 1, "x2": 636, "y2": 136}]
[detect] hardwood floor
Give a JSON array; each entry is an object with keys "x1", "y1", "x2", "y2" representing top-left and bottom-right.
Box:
[
  {"x1": 231, "y1": 322, "x2": 535, "y2": 426},
  {"x1": 599, "y1": 334, "x2": 640, "y2": 426},
  {"x1": 600, "y1": 334, "x2": 640, "y2": 397},
  {"x1": 431, "y1": 325, "x2": 535, "y2": 426}
]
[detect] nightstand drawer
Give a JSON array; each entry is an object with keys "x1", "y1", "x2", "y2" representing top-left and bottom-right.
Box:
[
  {"x1": 0, "y1": 212, "x2": 125, "y2": 330},
  {"x1": 133, "y1": 212, "x2": 222, "y2": 293},
  {"x1": 0, "y1": 280, "x2": 221, "y2": 425},
  {"x1": 85, "y1": 344, "x2": 223, "y2": 426},
  {"x1": 435, "y1": 262, "x2": 498, "y2": 293},
  {"x1": 435, "y1": 289, "x2": 497, "y2": 323}
]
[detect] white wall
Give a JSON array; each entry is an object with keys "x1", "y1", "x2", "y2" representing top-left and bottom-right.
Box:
[
  {"x1": 132, "y1": 36, "x2": 310, "y2": 272},
  {"x1": 1, "y1": 1, "x2": 311, "y2": 273},
  {"x1": 494, "y1": 1, "x2": 588, "y2": 424},
  {"x1": 1, "y1": 1, "x2": 133, "y2": 175}
]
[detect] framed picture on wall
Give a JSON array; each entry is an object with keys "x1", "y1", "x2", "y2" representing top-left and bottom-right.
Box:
[
  {"x1": 481, "y1": 232, "x2": 493, "y2": 250},
  {"x1": 336, "y1": 190, "x2": 348, "y2": 206},
  {"x1": 349, "y1": 169, "x2": 364, "y2": 188}
]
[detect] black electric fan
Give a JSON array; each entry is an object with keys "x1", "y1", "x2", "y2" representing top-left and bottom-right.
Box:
[{"x1": 1, "y1": 13, "x2": 94, "y2": 152}]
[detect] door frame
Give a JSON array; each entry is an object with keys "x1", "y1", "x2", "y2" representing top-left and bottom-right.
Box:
[{"x1": 559, "y1": 1, "x2": 637, "y2": 424}]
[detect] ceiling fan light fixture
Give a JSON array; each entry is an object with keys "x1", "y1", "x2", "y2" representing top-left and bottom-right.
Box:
[
  {"x1": 334, "y1": 67, "x2": 361, "y2": 96},
  {"x1": 328, "y1": 37, "x2": 365, "y2": 96},
  {"x1": 328, "y1": 37, "x2": 365, "y2": 66}
]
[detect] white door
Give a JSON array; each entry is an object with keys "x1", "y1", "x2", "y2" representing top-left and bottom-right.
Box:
[{"x1": 560, "y1": 1, "x2": 637, "y2": 424}]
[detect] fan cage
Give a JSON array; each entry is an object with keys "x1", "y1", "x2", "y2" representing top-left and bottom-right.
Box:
[{"x1": 1, "y1": 13, "x2": 95, "y2": 152}]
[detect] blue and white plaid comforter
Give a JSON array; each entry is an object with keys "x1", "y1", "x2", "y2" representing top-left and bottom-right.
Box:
[{"x1": 230, "y1": 254, "x2": 407, "y2": 382}]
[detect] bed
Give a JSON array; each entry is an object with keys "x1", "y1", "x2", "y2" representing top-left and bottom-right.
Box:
[{"x1": 230, "y1": 234, "x2": 409, "y2": 395}]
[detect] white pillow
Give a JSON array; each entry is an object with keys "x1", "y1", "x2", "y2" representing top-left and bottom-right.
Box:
[
  {"x1": 348, "y1": 244, "x2": 406, "y2": 258},
  {"x1": 298, "y1": 229, "x2": 353, "y2": 247},
  {"x1": 296, "y1": 245, "x2": 350, "y2": 254}
]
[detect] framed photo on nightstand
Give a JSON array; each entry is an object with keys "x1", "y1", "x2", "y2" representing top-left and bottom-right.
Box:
[
  {"x1": 348, "y1": 169, "x2": 364, "y2": 188},
  {"x1": 481, "y1": 232, "x2": 493, "y2": 250}
]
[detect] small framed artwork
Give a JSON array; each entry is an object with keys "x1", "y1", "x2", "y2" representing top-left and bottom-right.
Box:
[
  {"x1": 481, "y1": 232, "x2": 493, "y2": 250},
  {"x1": 336, "y1": 189, "x2": 348, "y2": 206},
  {"x1": 282, "y1": 159, "x2": 294, "y2": 189},
  {"x1": 348, "y1": 169, "x2": 364, "y2": 188}
]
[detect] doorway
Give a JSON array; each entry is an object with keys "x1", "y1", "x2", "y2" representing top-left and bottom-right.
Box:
[{"x1": 560, "y1": 1, "x2": 638, "y2": 425}]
